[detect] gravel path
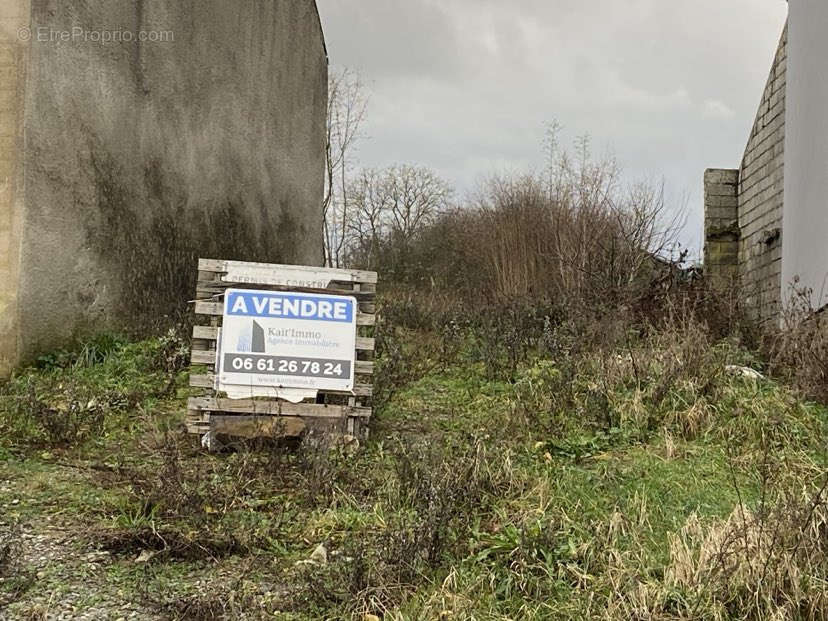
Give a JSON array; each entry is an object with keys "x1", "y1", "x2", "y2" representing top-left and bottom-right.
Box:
[{"x1": 0, "y1": 516, "x2": 164, "y2": 621}]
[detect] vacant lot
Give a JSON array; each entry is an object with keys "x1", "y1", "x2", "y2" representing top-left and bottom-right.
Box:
[{"x1": 1, "y1": 295, "x2": 827, "y2": 620}]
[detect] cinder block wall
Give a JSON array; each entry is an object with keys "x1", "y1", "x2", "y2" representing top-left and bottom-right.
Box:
[
  {"x1": 737, "y1": 24, "x2": 787, "y2": 322},
  {"x1": 703, "y1": 169, "x2": 739, "y2": 283},
  {"x1": 703, "y1": 24, "x2": 787, "y2": 324}
]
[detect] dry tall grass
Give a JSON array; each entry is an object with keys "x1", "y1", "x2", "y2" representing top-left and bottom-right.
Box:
[{"x1": 768, "y1": 285, "x2": 828, "y2": 403}]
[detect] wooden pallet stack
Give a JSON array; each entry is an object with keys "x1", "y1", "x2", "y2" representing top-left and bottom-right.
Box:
[{"x1": 187, "y1": 258, "x2": 377, "y2": 442}]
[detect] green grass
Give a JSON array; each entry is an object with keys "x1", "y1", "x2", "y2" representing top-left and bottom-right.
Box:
[{"x1": 1, "y1": 328, "x2": 827, "y2": 619}]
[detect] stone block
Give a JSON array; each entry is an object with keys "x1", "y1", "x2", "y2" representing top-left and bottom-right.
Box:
[
  {"x1": 704, "y1": 168, "x2": 739, "y2": 184},
  {"x1": 705, "y1": 195, "x2": 738, "y2": 209},
  {"x1": 706, "y1": 240, "x2": 739, "y2": 265}
]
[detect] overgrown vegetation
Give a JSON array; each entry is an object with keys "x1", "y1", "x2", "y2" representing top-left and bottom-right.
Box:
[
  {"x1": 1, "y1": 269, "x2": 826, "y2": 619},
  {"x1": 2, "y1": 123, "x2": 827, "y2": 618},
  {"x1": 769, "y1": 285, "x2": 828, "y2": 403}
]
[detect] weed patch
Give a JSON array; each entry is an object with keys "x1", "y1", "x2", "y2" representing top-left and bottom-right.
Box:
[
  {"x1": 0, "y1": 525, "x2": 33, "y2": 608},
  {"x1": 2, "y1": 288, "x2": 828, "y2": 619}
]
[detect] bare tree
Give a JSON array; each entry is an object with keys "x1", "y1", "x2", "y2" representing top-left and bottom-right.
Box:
[
  {"x1": 347, "y1": 168, "x2": 388, "y2": 263},
  {"x1": 323, "y1": 68, "x2": 367, "y2": 268},
  {"x1": 347, "y1": 165, "x2": 453, "y2": 269},
  {"x1": 386, "y1": 165, "x2": 452, "y2": 240}
]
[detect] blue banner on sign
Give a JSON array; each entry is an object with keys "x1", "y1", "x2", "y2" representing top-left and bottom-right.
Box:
[{"x1": 225, "y1": 291, "x2": 355, "y2": 323}]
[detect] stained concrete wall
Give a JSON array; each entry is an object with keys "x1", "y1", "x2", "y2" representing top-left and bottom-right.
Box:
[
  {"x1": 784, "y1": 0, "x2": 828, "y2": 310},
  {"x1": 1, "y1": 0, "x2": 327, "y2": 370},
  {"x1": 703, "y1": 24, "x2": 786, "y2": 324},
  {"x1": 0, "y1": 0, "x2": 29, "y2": 375}
]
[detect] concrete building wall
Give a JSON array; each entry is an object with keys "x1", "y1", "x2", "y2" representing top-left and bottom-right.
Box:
[
  {"x1": 703, "y1": 25, "x2": 786, "y2": 324},
  {"x1": 784, "y1": 0, "x2": 828, "y2": 310},
  {"x1": 1, "y1": 0, "x2": 327, "y2": 369},
  {"x1": 0, "y1": 0, "x2": 29, "y2": 375}
]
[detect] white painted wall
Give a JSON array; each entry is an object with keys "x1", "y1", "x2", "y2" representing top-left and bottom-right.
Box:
[{"x1": 783, "y1": 0, "x2": 828, "y2": 309}]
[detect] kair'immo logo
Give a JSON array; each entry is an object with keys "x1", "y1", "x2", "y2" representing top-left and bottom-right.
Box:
[
  {"x1": 251, "y1": 320, "x2": 265, "y2": 353},
  {"x1": 236, "y1": 320, "x2": 266, "y2": 353}
]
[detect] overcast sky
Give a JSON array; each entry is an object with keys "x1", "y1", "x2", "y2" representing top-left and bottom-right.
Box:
[{"x1": 316, "y1": 0, "x2": 789, "y2": 258}]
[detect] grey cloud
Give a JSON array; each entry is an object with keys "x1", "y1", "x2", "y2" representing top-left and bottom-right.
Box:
[
  {"x1": 318, "y1": 0, "x2": 467, "y2": 79},
  {"x1": 317, "y1": 0, "x2": 788, "y2": 255}
]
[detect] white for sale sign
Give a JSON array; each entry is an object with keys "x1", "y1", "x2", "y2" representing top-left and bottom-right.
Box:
[{"x1": 217, "y1": 289, "x2": 357, "y2": 392}]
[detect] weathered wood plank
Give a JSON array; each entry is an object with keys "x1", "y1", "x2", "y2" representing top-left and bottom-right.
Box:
[
  {"x1": 355, "y1": 361, "x2": 374, "y2": 375},
  {"x1": 196, "y1": 282, "x2": 376, "y2": 301},
  {"x1": 188, "y1": 397, "x2": 371, "y2": 418},
  {"x1": 192, "y1": 325, "x2": 218, "y2": 340},
  {"x1": 187, "y1": 408, "x2": 209, "y2": 423},
  {"x1": 210, "y1": 415, "x2": 307, "y2": 439},
  {"x1": 195, "y1": 300, "x2": 224, "y2": 317},
  {"x1": 198, "y1": 258, "x2": 378, "y2": 285},
  {"x1": 357, "y1": 313, "x2": 376, "y2": 326},
  {"x1": 190, "y1": 338, "x2": 212, "y2": 351},
  {"x1": 194, "y1": 301, "x2": 223, "y2": 315},
  {"x1": 186, "y1": 409, "x2": 210, "y2": 435},
  {"x1": 189, "y1": 374, "x2": 215, "y2": 389},
  {"x1": 190, "y1": 350, "x2": 217, "y2": 365},
  {"x1": 357, "y1": 337, "x2": 375, "y2": 351}
]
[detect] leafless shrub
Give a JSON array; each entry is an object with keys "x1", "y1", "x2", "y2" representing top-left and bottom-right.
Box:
[
  {"x1": 290, "y1": 439, "x2": 516, "y2": 617},
  {"x1": 95, "y1": 527, "x2": 246, "y2": 563},
  {"x1": 371, "y1": 135, "x2": 685, "y2": 310},
  {"x1": 643, "y1": 305, "x2": 718, "y2": 412},
  {"x1": 292, "y1": 434, "x2": 370, "y2": 505},
  {"x1": 89, "y1": 425, "x2": 297, "y2": 564},
  {"x1": 373, "y1": 290, "x2": 465, "y2": 412},
  {"x1": 768, "y1": 284, "x2": 828, "y2": 403},
  {"x1": 12, "y1": 381, "x2": 108, "y2": 448},
  {"x1": 131, "y1": 431, "x2": 288, "y2": 520},
  {"x1": 141, "y1": 559, "x2": 265, "y2": 620}
]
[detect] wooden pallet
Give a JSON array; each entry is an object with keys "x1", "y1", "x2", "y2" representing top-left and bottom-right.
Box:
[{"x1": 187, "y1": 258, "x2": 377, "y2": 443}]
